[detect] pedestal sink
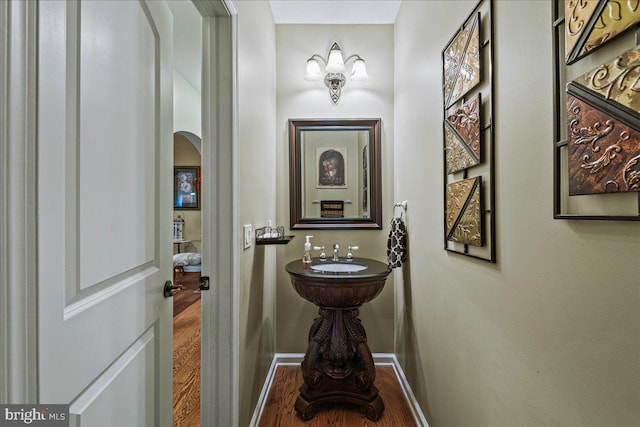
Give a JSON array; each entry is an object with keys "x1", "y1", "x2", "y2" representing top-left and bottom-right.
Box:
[{"x1": 285, "y1": 257, "x2": 391, "y2": 421}]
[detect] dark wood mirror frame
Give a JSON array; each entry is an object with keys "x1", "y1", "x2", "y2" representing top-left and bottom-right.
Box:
[{"x1": 289, "y1": 118, "x2": 382, "y2": 230}]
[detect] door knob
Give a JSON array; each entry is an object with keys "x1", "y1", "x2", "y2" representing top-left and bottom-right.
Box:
[{"x1": 163, "y1": 280, "x2": 184, "y2": 298}]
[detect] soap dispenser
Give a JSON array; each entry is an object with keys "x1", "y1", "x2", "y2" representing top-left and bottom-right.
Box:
[{"x1": 302, "y1": 235, "x2": 313, "y2": 265}]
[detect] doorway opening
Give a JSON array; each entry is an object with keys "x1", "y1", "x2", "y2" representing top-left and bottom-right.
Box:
[
  {"x1": 172, "y1": 131, "x2": 202, "y2": 426},
  {"x1": 168, "y1": 0, "x2": 204, "y2": 425}
]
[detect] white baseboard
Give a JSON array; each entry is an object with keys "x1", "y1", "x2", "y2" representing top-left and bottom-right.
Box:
[{"x1": 249, "y1": 353, "x2": 429, "y2": 427}]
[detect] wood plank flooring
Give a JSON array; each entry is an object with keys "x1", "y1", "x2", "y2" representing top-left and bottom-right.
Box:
[
  {"x1": 257, "y1": 365, "x2": 418, "y2": 427},
  {"x1": 173, "y1": 273, "x2": 201, "y2": 427}
]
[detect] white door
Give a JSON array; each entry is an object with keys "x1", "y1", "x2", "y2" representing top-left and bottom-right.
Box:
[{"x1": 37, "y1": 1, "x2": 174, "y2": 425}]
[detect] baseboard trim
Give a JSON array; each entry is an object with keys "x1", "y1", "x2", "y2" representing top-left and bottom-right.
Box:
[{"x1": 249, "y1": 353, "x2": 429, "y2": 426}]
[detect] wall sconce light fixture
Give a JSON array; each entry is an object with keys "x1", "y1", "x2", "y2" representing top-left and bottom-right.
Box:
[{"x1": 304, "y1": 42, "x2": 368, "y2": 104}]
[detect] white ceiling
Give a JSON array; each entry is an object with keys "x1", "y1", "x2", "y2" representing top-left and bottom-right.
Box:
[{"x1": 269, "y1": 0, "x2": 402, "y2": 24}]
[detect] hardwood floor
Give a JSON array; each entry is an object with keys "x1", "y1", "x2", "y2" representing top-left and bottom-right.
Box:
[
  {"x1": 173, "y1": 272, "x2": 201, "y2": 427},
  {"x1": 257, "y1": 365, "x2": 418, "y2": 427}
]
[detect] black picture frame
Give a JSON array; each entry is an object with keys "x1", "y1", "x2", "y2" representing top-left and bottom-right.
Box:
[{"x1": 174, "y1": 166, "x2": 200, "y2": 210}]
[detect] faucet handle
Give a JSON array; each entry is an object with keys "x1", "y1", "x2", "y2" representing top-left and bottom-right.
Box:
[
  {"x1": 313, "y1": 245, "x2": 327, "y2": 260},
  {"x1": 346, "y1": 245, "x2": 359, "y2": 260}
]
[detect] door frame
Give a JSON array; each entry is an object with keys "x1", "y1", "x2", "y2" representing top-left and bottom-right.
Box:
[
  {"x1": 1, "y1": 0, "x2": 38, "y2": 404},
  {"x1": 0, "y1": 1, "x2": 239, "y2": 425},
  {"x1": 195, "y1": 0, "x2": 239, "y2": 425}
]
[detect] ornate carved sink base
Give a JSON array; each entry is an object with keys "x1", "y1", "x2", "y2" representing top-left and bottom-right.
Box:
[
  {"x1": 294, "y1": 307, "x2": 384, "y2": 421},
  {"x1": 285, "y1": 258, "x2": 391, "y2": 421},
  {"x1": 295, "y1": 379, "x2": 384, "y2": 421}
]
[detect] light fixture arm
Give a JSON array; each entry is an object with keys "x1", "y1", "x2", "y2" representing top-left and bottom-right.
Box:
[
  {"x1": 307, "y1": 53, "x2": 328, "y2": 65},
  {"x1": 343, "y1": 54, "x2": 363, "y2": 64}
]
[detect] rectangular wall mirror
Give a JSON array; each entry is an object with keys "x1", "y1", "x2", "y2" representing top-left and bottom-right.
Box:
[{"x1": 289, "y1": 118, "x2": 382, "y2": 229}]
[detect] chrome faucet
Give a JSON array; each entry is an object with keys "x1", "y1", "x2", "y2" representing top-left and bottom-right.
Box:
[
  {"x1": 332, "y1": 243, "x2": 340, "y2": 261},
  {"x1": 313, "y1": 245, "x2": 327, "y2": 261},
  {"x1": 346, "y1": 245, "x2": 359, "y2": 260}
]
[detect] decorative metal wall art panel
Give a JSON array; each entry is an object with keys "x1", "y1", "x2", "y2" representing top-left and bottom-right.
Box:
[
  {"x1": 565, "y1": 0, "x2": 640, "y2": 65},
  {"x1": 445, "y1": 94, "x2": 481, "y2": 174},
  {"x1": 445, "y1": 126, "x2": 478, "y2": 174},
  {"x1": 567, "y1": 95, "x2": 640, "y2": 194},
  {"x1": 446, "y1": 177, "x2": 483, "y2": 246},
  {"x1": 572, "y1": 46, "x2": 640, "y2": 114},
  {"x1": 553, "y1": 0, "x2": 640, "y2": 220},
  {"x1": 442, "y1": 0, "x2": 495, "y2": 262},
  {"x1": 443, "y1": 12, "x2": 481, "y2": 108}
]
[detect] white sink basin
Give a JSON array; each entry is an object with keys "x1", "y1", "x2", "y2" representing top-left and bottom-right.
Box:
[{"x1": 310, "y1": 262, "x2": 368, "y2": 273}]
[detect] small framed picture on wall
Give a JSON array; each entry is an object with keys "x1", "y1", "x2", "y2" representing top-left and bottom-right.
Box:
[
  {"x1": 316, "y1": 147, "x2": 347, "y2": 188},
  {"x1": 174, "y1": 166, "x2": 200, "y2": 210}
]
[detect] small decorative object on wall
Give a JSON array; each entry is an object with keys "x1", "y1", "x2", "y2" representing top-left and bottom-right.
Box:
[
  {"x1": 446, "y1": 177, "x2": 483, "y2": 246},
  {"x1": 445, "y1": 93, "x2": 482, "y2": 174},
  {"x1": 552, "y1": 0, "x2": 640, "y2": 220},
  {"x1": 320, "y1": 200, "x2": 344, "y2": 218},
  {"x1": 443, "y1": 11, "x2": 481, "y2": 108},
  {"x1": 317, "y1": 147, "x2": 347, "y2": 188},
  {"x1": 442, "y1": 0, "x2": 495, "y2": 262},
  {"x1": 174, "y1": 166, "x2": 200, "y2": 210},
  {"x1": 565, "y1": 0, "x2": 640, "y2": 65}
]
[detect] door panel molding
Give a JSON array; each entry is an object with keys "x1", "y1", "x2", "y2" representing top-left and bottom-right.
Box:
[
  {"x1": 64, "y1": 264, "x2": 158, "y2": 320},
  {"x1": 69, "y1": 325, "x2": 157, "y2": 424},
  {"x1": 76, "y1": 0, "x2": 158, "y2": 288},
  {"x1": 0, "y1": 0, "x2": 38, "y2": 404}
]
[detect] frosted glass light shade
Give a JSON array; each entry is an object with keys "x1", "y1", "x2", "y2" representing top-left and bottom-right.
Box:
[
  {"x1": 304, "y1": 58, "x2": 323, "y2": 81},
  {"x1": 326, "y1": 45, "x2": 345, "y2": 73},
  {"x1": 350, "y1": 58, "x2": 368, "y2": 81}
]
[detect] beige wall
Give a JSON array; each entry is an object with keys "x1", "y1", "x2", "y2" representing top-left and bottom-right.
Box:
[
  {"x1": 235, "y1": 2, "x2": 278, "y2": 426},
  {"x1": 394, "y1": 1, "x2": 640, "y2": 426},
  {"x1": 275, "y1": 24, "x2": 395, "y2": 353}
]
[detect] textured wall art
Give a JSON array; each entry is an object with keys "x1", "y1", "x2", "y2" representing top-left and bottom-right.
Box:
[
  {"x1": 445, "y1": 177, "x2": 483, "y2": 246},
  {"x1": 445, "y1": 94, "x2": 481, "y2": 174},
  {"x1": 572, "y1": 46, "x2": 640, "y2": 113},
  {"x1": 443, "y1": 12, "x2": 480, "y2": 108},
  {"x1": 567, "y1": 95, "x2": 640, "y2": 194},
  {"x1": 565, "y1": 0, "x2": 640, "y2": 65},
  {"x1": 442, "y1": 0, "x2": 494, "y2": 261},
  {"x1": 566, "y1": 46, "x2": 640, "y2": 195},
  {"x1": 553, "y1": 0, "x2": 640, "y2": 219}
]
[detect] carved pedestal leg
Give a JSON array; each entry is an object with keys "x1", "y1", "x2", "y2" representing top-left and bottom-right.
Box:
[{"x1": 294, "y1": 307, "x2": 384, "y2": 421}]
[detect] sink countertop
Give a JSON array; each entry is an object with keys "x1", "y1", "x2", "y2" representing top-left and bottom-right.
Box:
[{"x1": 285, "y1": 257, "x2": 391, "y2": 279}]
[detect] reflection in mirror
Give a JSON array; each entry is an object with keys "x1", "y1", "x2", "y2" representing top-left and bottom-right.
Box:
[{"x1": 289, "y1": 119, "x2": 382, "y2": 229}]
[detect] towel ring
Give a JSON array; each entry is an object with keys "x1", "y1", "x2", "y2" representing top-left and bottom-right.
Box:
[{"x1": 393, "y1": 200, "x2": 407, "y2": 218}]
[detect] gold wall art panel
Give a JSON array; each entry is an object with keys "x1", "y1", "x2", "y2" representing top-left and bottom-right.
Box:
[
  {"x1": 445, "y1": 94, "x2": 481, "y2": 174},
  {"x1": 565, "y1": 0, "x2": 640, "y2": 64},
  {"x1": 446, "y1": 177, "x2": 483, "y2": 246},
  {"x1": 443, "y1": 12, "x2": 481, "y2": 108},
  {"x1": 573, "y1": 46, "x2": 640, "y2": 113},
  {"x1": 445, "y1": 126, "x2": 477, "y2": 174},
  {"x1": 567, "y1": 95, "x2": 640, "y2": 194}
]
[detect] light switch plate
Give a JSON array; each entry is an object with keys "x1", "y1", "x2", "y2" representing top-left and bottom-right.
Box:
[{"x1": 243, "y1": 224, "x2": 252, "y2": 249}]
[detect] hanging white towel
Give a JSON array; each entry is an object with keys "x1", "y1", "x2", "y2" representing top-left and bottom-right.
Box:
[{"x1": 387, "y1": 216, "x2": 407, "y2": 268}]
